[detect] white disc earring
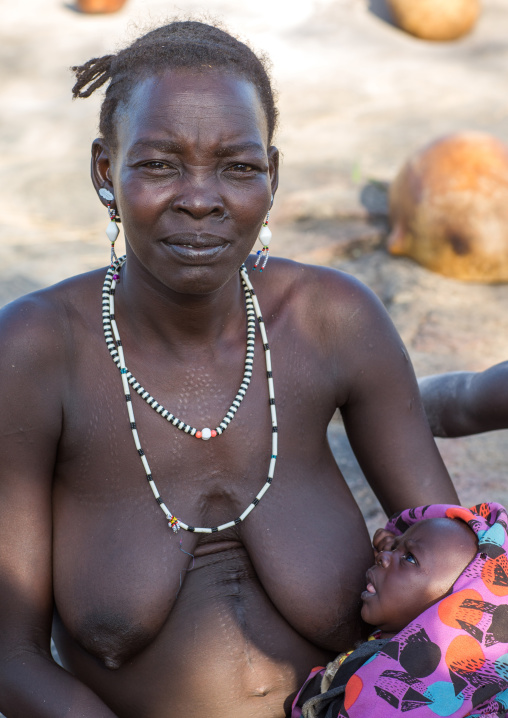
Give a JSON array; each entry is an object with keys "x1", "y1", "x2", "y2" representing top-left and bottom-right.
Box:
[{"x1": 99, "y1": 187, "x2": 120, "y2": 266}]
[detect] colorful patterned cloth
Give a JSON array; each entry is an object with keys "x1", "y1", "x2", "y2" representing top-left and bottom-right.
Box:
[
  {"x1": 293, "y1": 635, "x2": 389, "y2": 718},
  {"x1": 293, "y1": 502, "x2": 508, "y2": 718}
]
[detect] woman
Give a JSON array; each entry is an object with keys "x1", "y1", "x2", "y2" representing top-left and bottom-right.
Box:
[{"x1": 0, "y1": 20, "x2": 458, "y2": 718}]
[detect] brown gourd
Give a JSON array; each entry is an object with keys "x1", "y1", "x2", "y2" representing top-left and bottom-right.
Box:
[
  {"x1": 386, "y1": 0, "x2": 481, "y2": 41},
  {"x1": 388, "y1": 132, "x2": 508, "y2": 282},
  {"x1": 76, "y1": 0, "x2": 127, "y2": 13}
]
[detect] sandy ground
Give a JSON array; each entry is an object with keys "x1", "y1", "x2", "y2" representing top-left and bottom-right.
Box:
[{"x1": 1, "y1": 0, "x2": 508, "y2": 539}]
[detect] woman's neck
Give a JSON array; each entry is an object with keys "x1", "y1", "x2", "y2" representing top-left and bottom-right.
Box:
[{"x1": 114, "y1": 254, "x2": 247, "y2": 350}]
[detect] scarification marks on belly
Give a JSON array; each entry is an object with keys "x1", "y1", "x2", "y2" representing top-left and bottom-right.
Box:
[{"x1": 209, "y1": 557, "x2": 282, "y2": 700}]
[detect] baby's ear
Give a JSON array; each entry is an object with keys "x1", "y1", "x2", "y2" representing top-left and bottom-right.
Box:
[{"x1": 373, "y1": 529, "x2": 397, "y2": 555}]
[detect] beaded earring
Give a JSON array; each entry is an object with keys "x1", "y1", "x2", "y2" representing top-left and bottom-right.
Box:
[
  {"x1": 253, "y1": 210, "x2": 272, "y2": 272},
  {"x1": 99, "y1": 187, "x2": 120, "y2": 265}
]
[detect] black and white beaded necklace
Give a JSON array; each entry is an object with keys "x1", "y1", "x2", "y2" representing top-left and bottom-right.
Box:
[
  {"x1": 102, "y1": 256, "x2": 278, "y2": 534},
  {"x1": 103, "y1": 260, "x2": 257, "y2": 440}
]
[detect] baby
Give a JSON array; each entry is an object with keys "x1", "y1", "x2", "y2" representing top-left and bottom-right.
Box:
[
  {"x1": 362, "y1": 517, "x2": 477, "y2": 637},
  {"x1": 292, "y1": 502, "x2": 508, "y2": 718}
]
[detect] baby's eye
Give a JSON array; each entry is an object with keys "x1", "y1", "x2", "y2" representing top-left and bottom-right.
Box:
[{"x1": 402, "y1": 552, "x2": 417, "y2": 565}]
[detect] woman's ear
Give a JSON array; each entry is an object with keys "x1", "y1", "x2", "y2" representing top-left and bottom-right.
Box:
[
  {"x1": 268, "y1": 146, "x2": 279, "y2": 201},
  {"x1": 91, "y1": 138, "x2": 114, "y2": 203}
]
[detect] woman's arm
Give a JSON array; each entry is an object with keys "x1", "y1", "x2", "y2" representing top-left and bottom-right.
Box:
[
  {"x1": 320, "y1": 270, "x2": 459, "y2": 516},
  {"x1": 0, "y1": 295, "x2": 117, "y2": 718},
  {"x1": 418, "y1": 362, "x2": 508, "y2": 437}
]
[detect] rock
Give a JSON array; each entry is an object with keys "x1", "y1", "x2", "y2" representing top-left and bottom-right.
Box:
[
  {"x1": 386, "y1": 0, "x2": 481, "y2": 41},
  {"x1": 387, "y1": 132, "x2": 508, "y2": 282}
]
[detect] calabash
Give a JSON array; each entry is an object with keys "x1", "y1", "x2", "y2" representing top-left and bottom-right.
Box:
[
  {"x1": 387, "y1": 0, "x2": 481, "y2": 41},
  {"x1": 388, "y1": 132, "x2": 508, "y2": 282}
]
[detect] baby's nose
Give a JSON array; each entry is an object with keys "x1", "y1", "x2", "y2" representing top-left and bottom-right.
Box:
[{"x1": 376, "y1": 551, "x2": 392, "y2": 568}]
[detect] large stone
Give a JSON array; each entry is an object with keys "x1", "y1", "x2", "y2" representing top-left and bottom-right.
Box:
[
  {"x1": 386, "y1": 0, "x2": 481, "y2": 41},
  {"x1": 388, "y1": 132, "x2": 508, "y2": 282}
]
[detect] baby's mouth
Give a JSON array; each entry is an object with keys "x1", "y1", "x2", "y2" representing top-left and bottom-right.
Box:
[{"x1": 362, "y1": 568, "x2": 378, "y2": 597}]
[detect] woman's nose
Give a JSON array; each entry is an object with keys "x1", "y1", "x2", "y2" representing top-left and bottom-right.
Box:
[
  {"x1": 376, "y1": 551, "x2": 392, "y2": 568},
  {"x1": 171, "y1": 178, "x2": 225, "y2": 220}
]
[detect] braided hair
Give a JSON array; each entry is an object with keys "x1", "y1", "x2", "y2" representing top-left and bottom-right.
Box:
[{"x1": 72, "y1": 21, "x2": 278, "y2": 148}]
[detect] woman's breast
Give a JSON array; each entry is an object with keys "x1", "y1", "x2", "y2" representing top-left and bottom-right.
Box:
[
  {"x1": 53, "y1": 542, "x2": 335, "y2": 718},
  {"x1": 53, "y1": 446, "x2": 372, "y2": 665}
]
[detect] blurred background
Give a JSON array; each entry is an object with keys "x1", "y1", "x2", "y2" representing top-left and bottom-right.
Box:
[{"x1": 1, "y1": 0, "x2": 507, "y2": 533}]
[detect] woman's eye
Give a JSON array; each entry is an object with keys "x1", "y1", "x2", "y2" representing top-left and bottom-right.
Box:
[
  {"x1": 402, "y1": 552, "x2": 417, "y2": 565},
  {"x1": 144, "y1": 161, "x2": 170, "y2": 169},
  {"x1": 228, "y1": 163, "x2": 255, "y2": 172}
]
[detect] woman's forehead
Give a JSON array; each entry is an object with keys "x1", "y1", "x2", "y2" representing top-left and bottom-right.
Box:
[{"x1": 114, "y1": 68, "x2": 269, "y2": 149}]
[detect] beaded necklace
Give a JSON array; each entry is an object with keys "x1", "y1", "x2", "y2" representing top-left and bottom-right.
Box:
[
  {"x1": 102, "y1": 257, "x2": 278, "y2": 533},
  {"x1": 103, "y1": 261, "x2": 257, "y2": 440}
]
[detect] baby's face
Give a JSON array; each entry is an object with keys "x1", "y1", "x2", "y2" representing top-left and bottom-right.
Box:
[{"x1": 361, "y1": 518, "x2": 477, "y2": 636}]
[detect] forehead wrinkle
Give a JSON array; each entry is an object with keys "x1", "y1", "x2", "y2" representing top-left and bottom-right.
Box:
[
  {"x1": 125, "y1": 128, "x2": 266, "y2": 163},
  {"x1": 129, "y1": 103, "x2": 264, "y2": 138},
  {"x1": 192, "y1": 103, "x2": 265, "y2": 141}
]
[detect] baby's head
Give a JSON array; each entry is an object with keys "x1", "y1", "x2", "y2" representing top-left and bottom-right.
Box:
[{"x1": 361, "y1": 517, "x2": 478, "y2": 637}]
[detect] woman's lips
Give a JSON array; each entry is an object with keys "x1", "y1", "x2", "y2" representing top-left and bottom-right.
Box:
[{"x1": 162, "y1": 236, "x2": 228, "y2": 263}]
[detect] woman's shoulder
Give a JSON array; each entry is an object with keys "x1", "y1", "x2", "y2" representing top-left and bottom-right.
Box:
[
  {"x1": 1, "y1": 267, "x2": 105, "y2": 312},
  {"x1": 256, "y1": 256, "x2": 400, "y2": 363},
  {"x1": 0, "y1": 268, "x2": 106, "y2": 360},
  {"x1": 256, "y1": 256, "x2": 383, "y2": 316}
]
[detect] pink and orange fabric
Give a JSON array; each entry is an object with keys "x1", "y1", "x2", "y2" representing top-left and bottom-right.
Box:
[{"x1": 294, "y1": 502, "x2": 508, "y2": 717}]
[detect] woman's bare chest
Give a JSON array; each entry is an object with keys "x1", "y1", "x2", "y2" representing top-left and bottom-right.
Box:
[
  {"x1": 57, "y1": 314, "x2": 340, "y2": 518},
  {"x1": 52, "y1": 317, "x2": 367, "y2": 668}
]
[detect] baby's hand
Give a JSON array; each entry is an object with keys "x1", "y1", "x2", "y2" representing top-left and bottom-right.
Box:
[{"x1": 373, "y1": 528, "x2": 397, "y2": 556}]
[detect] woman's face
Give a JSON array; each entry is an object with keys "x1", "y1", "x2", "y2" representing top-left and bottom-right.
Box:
[{"x1": 93, "y1": 68, "x2": 278, "y2": 295}]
